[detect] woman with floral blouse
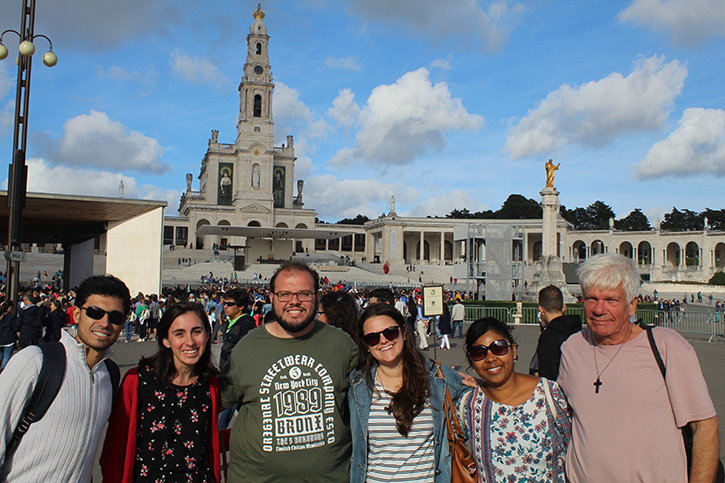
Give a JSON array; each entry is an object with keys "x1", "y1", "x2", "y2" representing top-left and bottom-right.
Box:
[
  {"x1": 460, "y1": 317, "x2": 571, "y2": 483},
  {"x1": 101, "y1": 301, "x2": 221, "y2": 483}
]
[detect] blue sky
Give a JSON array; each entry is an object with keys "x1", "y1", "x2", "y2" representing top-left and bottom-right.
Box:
[{"x1": 0, "y1": 0, "x2": 724, "y2": 225}]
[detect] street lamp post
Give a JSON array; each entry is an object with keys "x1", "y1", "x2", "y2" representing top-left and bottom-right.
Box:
[{"x1": 0, "y1": 0, "x2": 57, "y2": 309}]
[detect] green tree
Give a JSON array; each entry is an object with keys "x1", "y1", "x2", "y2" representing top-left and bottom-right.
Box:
[
  {"x1": 703, "y1": 209, "x2": 725, "y2": 231},
  {"x1": 708, "y1": 272, "x2": 725, "y2": 286},
  {"x1": 660, "y1": 208, "x2": 702, "y2": 231},
  {"x1": 495, "y1": 194, "x2": 542, "y2": 219},
  {"x1": 561, "y1": 201, "x2": 615, "y2": 230},
  {"x1": 615, "y1": 208, "x2": 652, "y2": 231},
  {"x1": 336, "y1": 214, "x2": 370, "y2": 225}
]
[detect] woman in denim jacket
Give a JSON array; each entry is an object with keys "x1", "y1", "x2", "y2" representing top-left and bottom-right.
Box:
[{"x1": 349, "y1": 303, "x2": 469, "y2": 482}]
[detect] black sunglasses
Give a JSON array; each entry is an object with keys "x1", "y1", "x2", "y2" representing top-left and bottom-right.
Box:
[
  {"x1": 223, "y1": 301, "x2": 238, "y2": 306},
  {"x1": 79, "y1": 306, "x2": 126, "y2": 326},
  {"x1": 362, "y1": 326, "x2": 401, "y2": 347},
  {"x1": 468, "y1": 339, "x2": 511, "y2": 361}
]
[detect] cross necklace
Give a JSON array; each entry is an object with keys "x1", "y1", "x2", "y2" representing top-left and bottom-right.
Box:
[{"x1": 593, "y1": 323, "x2": 632, "y2": 393}]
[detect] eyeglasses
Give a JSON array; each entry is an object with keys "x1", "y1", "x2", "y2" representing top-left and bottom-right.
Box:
[
  {"x1": 362, "y1": 326, "x2": 401, "y2": 347},
  {"x1": 274, "y1": 291, "x2": 315, "y2": 302},
  {"x1": 468, "y1": 339, "x2": 511, "y2": 361},
  {"x1": 223, "y1": 301, "x2": 238, "y2": 306},
  {"x1": 79, "y1": 306, "x2": 126, "y2": 326}
]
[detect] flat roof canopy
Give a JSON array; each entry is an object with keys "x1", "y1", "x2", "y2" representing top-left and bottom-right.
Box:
[
  {"x1": 196, "y1": 225, "x2": 362, "y2": 240},
  {"x1": 0, "y1": 191, "x2": 167, "y2": 245}
]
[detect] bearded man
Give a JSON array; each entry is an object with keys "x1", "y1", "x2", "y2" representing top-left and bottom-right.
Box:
[{"x1": 220, "y1": 261, "x2": 357, "y2": 482}]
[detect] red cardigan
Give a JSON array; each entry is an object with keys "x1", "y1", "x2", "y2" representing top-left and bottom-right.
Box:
[{"x1": 100, "y1": 367, "x2": 222, "y2": 483}]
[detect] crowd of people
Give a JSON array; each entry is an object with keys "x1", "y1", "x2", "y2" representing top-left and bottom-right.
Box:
[{"x1": 0, "y1": 254, "x2": 720, "y2": 482}]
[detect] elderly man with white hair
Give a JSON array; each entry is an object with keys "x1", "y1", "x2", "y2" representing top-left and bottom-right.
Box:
[{"x1": 558, "y1": 254, "x2": 720, "y2": 483}]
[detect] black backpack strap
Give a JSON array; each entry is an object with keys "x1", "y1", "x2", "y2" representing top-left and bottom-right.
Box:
[
  {"x1": 642, "y1": 323, "x2": 667, "y2": 379},
  {"x1": 103, "y1": 358, "x2": 121, "y2": 401},
  {"x1": 5, "y1": 342, "x2": 67, "y2": 458}
]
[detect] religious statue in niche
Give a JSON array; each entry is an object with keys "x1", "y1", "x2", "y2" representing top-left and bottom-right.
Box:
[
  {"x1": 545, "y1": 159, "x2": 560, "y2": 188},
  {"x1": 252, "y1": 164, "x2": 260, "y2": 189},
  {"x1": 218, "y1": 163, "x2": 233, "y2": 206},
  {"x1": 294, "y1": 179, "x2": 304, "y2": 205},
  {"x1": 273, "y1": 166, "x2": 285, "y2": 208}
]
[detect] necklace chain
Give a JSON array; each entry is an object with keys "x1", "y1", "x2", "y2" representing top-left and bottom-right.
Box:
[{"x1": 593, "y1": 323, "x2": 632, "y2": 393}]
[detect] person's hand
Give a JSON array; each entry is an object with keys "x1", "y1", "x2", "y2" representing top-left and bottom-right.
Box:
[{"x1": 458, "y1": 372, "x2": 478, "y2": 388}]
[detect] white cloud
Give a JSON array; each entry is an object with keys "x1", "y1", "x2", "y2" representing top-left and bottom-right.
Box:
[
  {"x1": 348, "y1": 0, "x2": 524, "y2": 52},
  {"x1": 40, "y1": 110, "x2": 169, "y2": 173},
  {"x1": 306, "y1": 175, "x2": 403, "y2": 221},
  {"x1": 274, "y1": 82, "x2": 313, "y2": 121},
  {"x1": 619, "y1": 0, "x2": 725, "y2": 47},
  {"x1": 505, "y1": 56, "x2": 687, "y2": 159},
  {"x1": 633, "y1": 108, "x2": 725, "y2": 179},
  {"x1": 12, "y1": 157, "x2": 138, "y2": 197},
  {"x1": 328, "y1": 88, "x2": 361, "y2": 129},
  {"x1": 408, "y1": 189, "x2": 488, "y2": 217},
  {"x1": 325, "y1": 56, "x2": 362, "y2": 71},
  {"x1": 0, "y1": 158, "x2": 181, "y2": 212},
  {"x1": 170, "y1": 49, "x2": 228, "y2": 87},
  {"x1": 139, "y1": 185, "x2": 182, "y2": 213},
  {"x1": 430, "y1": 56, "x2": 453, "y2": 70},
  {"x1": 330, "y1": 67, "x2": 483, "y2": 166}
]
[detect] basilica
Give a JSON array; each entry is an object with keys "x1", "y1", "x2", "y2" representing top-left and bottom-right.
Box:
[{"x1": 163, "y1": 5, "x2": 725, "y2": 286}]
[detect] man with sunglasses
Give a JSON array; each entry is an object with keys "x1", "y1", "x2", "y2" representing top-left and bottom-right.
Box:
[
  {"x1": 221, "y1": 261, "x2": 357, "y2": 482},
  {"x1": 0, "y1": 274, "x2": 131, "y2": 481}
]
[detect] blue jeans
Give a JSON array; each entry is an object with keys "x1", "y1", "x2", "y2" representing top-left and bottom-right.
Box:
[
  {"x1": 218, "y1": 401, "x2": 240, "y2": 430},
  {"x1": 452, "y1": 320, "x2": 463, "y2": 338},
  {"x1": 0, "y1": 344, "x2": 14, "y2": 371},
  {"x1": 125, "y1": 320, "x2": 133, "y2": 342}
]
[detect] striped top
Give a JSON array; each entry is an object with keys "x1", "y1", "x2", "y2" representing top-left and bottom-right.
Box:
[{"x1": 366, "y1": 381, "x2": 435, "y2": 482}]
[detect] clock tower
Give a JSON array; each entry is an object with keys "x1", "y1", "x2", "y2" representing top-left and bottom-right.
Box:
[{"x1": 237, "y1": 3, "x2": 274, "y2": 148}]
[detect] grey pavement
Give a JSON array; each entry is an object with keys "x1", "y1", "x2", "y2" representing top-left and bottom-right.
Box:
[{"x1": 92, "y1": 321, "x2": 724, "y2": 480}]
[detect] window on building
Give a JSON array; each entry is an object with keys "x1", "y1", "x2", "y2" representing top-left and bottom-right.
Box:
[
  {"x1": 256, "y1": 42, "x2": 262, "y2": 55},
  {"x1": 254, "y1": 95, "x2": 262, "y2": 117},
  {"x1": 354, "y1": 234, "x2": 365, "y2": 251},
  {"x1": 328, "y1": 238, "x2": 339, "y2": 250},
  {"x1": 341, "y1": 235, "x2": 353, "y2": 251},
  {"x1": 315, "y1": 239, "x2": 327, "y2": 250},
  {"x1": 175, "y1": 226, "x2": 188, "y2": 247},
  {"x1": 163, "y1": 226, "x2": 174, "y2": 245}
]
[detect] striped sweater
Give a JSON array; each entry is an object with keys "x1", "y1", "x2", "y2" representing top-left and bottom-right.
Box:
[{"x1": 0, "y1": 329, "x2": 116, "y2": 482}]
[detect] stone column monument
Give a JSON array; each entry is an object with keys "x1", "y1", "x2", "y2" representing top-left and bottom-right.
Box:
[{"x1": 531, "y1": 160, "x2": 573, "y2": 301}]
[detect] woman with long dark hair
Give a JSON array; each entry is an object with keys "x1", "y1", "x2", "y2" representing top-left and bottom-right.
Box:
[
  {"x1": 349, "y1": 303, "x2": 468, "y2": 482},
  {"x1": 461, "y1": 317, "x2": 570, "y2": 482},
  {"x1": 100, "y1": 301, "x2": 221, "y2": 482}
]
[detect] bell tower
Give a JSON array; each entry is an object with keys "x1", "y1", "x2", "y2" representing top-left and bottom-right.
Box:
[{"x1": 237, "y1": 3, "x2": 274, "y2": 149}]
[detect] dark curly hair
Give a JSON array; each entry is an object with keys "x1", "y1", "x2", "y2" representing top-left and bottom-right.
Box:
[
  {"x1": 141, "y1": 301, "x2": 218, "y2": 385},
  {"x1": 319, "y1": 291, "x2": 358, "y2": 341},
  {"x1": 357, "y1": 303, "x2": 429, "y2": 437}
]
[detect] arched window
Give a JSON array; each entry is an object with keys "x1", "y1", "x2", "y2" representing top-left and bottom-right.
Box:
[
  {"x1": 253, "y1": 94, "x2": 262, "y2": 117},
  {"x1": 256, "y1": 42, "x2": 262, "y2": 55}
]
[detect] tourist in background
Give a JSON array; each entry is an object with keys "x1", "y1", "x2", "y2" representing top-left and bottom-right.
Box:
[
  {"x1": 0, "y1": 301, "x2": 17, "y2": 371},
  {"x1": 317, "y1": 290, "x2": 359, "y2": 341}
]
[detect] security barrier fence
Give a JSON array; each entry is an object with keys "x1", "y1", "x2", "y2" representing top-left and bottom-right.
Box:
[{"x1": 460, "y1": 306, "x2": 723, "y2": 343}]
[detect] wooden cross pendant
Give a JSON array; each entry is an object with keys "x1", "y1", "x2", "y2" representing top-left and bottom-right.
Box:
[{"x1": 593, "y1": 377, "x2": 602, "y2": 393}]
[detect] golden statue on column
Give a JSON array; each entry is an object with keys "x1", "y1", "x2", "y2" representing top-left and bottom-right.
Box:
[{"x1": 545, "y1": 159, "x2": 560, "y2": 188}]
